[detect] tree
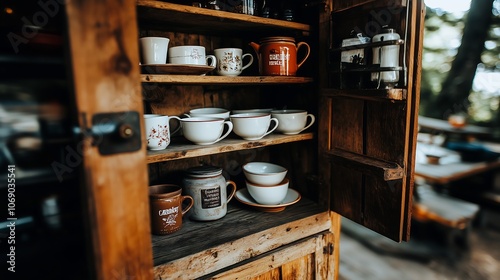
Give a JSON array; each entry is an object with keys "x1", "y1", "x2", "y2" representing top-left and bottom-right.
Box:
[{"x1": 426, "y1": 0, "x2": 495, "y2": 120}]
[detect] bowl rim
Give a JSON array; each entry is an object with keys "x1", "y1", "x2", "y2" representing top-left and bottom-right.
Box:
[
  {"x1": 245, "y1": 178, "x2": 289, "y2": 188},
  {"x1": 243, "y1": 162, "x2": 287, "y2": 174}
]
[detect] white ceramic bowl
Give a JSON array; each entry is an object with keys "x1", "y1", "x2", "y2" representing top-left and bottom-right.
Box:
[
  {"x1": 246, "y1": 178, "x2": 289, "y2": 205},
  {"x1": 243, "y1": 162, "x2": 287, "y2": 186},
  {"x1": 186, "y1": 107, "x2": 230, "y2": 120}
]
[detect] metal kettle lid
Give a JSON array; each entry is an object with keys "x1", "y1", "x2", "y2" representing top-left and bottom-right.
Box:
[
  {"x1": 185, "y1": 165, "x2": 223, "y2": 177},
  {"x1": 379, "y1": 26, "x2": 397, "y2": 34}
]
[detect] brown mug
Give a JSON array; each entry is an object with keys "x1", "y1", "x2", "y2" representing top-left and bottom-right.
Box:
[{"x1": 149, "y1": 184, "x2": 194, "y2": 235}]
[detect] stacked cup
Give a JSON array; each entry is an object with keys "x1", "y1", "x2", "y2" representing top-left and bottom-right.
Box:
[
  {"x1": 140, "y1": 37, "x2": 170, "y2": 65},
  {"x1": 242, "y1": 162, "x2": 289, "y2": 205}
]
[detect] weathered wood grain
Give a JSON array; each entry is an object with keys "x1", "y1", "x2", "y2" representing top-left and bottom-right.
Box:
[
  {"x1": 207, "y1": 235, "x2": 320, "y2": 280},
  {"x1": 65, "y1": 0, "x2": 153, "y2": 279},
  {"x1": 137, "y1": 0, "x2": 310, "y2": 35},
  {"x1": 141, "y1": 75, "x2": 314, "y2": 84},
  {"x1": 321, "y1": 0, "x2": 423, "y2": 242},
  {"x1": 152, "y1": 200, "x2": 330, "y2": 279},
  {"x1": 147, "y1": 133, "x2": 315, "y2": 163}
]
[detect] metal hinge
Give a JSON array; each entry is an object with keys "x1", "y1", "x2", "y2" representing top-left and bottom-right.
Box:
[
  {"x1": 75, "y1": 111, "x2": 142, "y2": 155},
  {"x1": 323, "y1": 242, "x2": 334, "y2": 255}
]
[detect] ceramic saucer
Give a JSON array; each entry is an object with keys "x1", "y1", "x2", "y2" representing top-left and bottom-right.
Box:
[
  {"x1": 235, "y1": 188, "x2": 301, "y2": 212},
  {"x1": 141, "y1": 64, "x2": 215, "y2": 75}
]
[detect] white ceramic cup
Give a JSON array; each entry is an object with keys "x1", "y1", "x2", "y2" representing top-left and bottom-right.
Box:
[
  {"x1": 181, "y1": 117, "x2": 233, "y2": 145},
  {"x1": 230, "y1": 113, "x2": 279, "y2": 140},
  {"x1": 168, "y1": 45, "x2": 216, "y2": 67},
  {"x1": 140, "y1": 37, "x2": 170, "y2": 65},
  {"x1": 271, "y1": 109, "x2": 315, "y2": 135},
  {"x1": 184, "y1": 108, "x2": 230, "y2": 120},
  {"x1": 214, "y1": 48, "x2": 253, "y2": 76},
  {"x1": 143, "y1": 114, "x2": 181, "y2": 150}
]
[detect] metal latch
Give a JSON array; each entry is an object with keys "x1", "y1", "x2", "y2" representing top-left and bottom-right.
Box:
[
  {"x1": 77, "y1": 111, "x2": 142, "y2": 155},
  {"x1": 323, "y1": 242, "x2": 334, "y2": 255}
]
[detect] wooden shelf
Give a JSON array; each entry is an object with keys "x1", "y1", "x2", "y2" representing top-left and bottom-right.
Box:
[
  {"x1": 321, "y1": 88, "x2": 407, "y2": 101},
  {"x1": 152, "y1": 198, "x2": 329, "y2": 279},
  {"x1": 137, "y1": 1, "x2": 311, "y2": 36},
  {"x1": 141, "y1": 75, "x2": 313, "y2": 84},
  {"x1": 147, "y1": 133, "x2": 314, "y2": 163},
  {"x1": 331, "y1": 39, "x2": 405, "y2": 52},
  {"x1": 326, "y1": 148, "x2": 404, "y2": 181}
]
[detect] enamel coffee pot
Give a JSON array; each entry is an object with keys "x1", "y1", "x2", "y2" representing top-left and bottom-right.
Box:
[
  {"x1": 249, "y1": 36, "x2": 310, "y2": 76},
  {"x1": 371, "y1": 27, "x2": 401, "y2": 86}
]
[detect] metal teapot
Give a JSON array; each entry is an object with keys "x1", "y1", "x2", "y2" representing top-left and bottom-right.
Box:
[{"x1": 249, "y1": 36, "x2": 310, "y2": 76}]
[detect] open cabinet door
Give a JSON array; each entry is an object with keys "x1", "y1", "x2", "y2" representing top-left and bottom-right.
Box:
[
  {"x1": 318, "y1": 0, "x2": 425, "y2": 242},
  {"x1": 65, "y1": 0, "x2": 153, "y2": 278}
]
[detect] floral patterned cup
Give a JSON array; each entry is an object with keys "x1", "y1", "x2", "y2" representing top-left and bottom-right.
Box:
[
  {"x1": 144, "y1": 114, "x2": 181, "y2": 150},
  {"x1": 214, "y1": 48, "x2": 253, "y2": 76}
]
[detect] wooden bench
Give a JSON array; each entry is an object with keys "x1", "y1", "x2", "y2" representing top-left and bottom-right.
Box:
[{"x1": 412, "y1": 184, "x2": 480, "y2": 252}]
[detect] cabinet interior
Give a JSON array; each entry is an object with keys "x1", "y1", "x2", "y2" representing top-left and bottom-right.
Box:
[{"x1": 138, "y1": 2, "x2": 327, "y2": 275}]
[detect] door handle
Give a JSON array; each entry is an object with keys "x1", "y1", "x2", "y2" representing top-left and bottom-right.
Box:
[{"x1": 76, "y1": 111, "x2": 142, "y2": 155}]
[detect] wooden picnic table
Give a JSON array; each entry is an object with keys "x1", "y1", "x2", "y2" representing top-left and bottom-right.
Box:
[
  {"x1": 415, "y1": 158, "x2": 500, "y2": 185},
  {"x1": 418, "y1": 116, "x2": 491, "y2": 137}
]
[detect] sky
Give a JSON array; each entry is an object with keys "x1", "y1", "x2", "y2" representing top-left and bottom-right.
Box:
[{"x1": 425, "y1": 0, "x2": 471, "y2": 16}]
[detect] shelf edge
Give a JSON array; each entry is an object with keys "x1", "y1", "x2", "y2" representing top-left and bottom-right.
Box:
[{"x1": 147, "y1": 133, "x2": 315, "y2": 163}]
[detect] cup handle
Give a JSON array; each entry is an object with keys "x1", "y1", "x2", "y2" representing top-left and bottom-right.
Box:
[
  {"x1": 241, "y1": 53, "x2": 254, "y2": 71},
  {"x1": 260, "y1": 117, "x2": 279, "y2": 139},
  {"x1": 168, "y1": 116, "x2": 182, "y2": 136},
  {"x1": 212, "y1": 121, "x2": 233, "y2": 144},
  {"x1": 298, "y1": 114, "x2": 316, "y2": 133},
  {"x1": 181, "y1": 195, "x2": 194, "y2": 216},
  {"x1": 296, "y1": 42, "x2": 311, "y2": 69},
  {"x1": 206, "y1": 55, "x2": 217, "y2": 67},
  {"x1": 226, "y1": 180, "x2": 237, "y2": 202}
]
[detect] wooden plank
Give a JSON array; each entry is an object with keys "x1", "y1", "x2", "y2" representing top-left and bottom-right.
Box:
[
  {"x1": 326, "y1": 148, "x2": 404, "y2": 181},
  {"x1": 141, "y1": 75, "x2": 313, "y2": 84},
  {"x1": 329, "y1": 213, "x2": 341, "y2": 280},
  {"x1": 321, "y1": 88, "x2": 406, "y2": 101},
  {"x1": 415, "y1": 160, "x2": 500, "y2": 185},
  {"x1": 152, "y1": 201, "x2": 330, "y2": 279},
  {"x1": 147, "y1": 133, "x2": 315, "y2": 163},
  {"x1": 281, "y1": 254, "x2": 314, "y2": 280},
  {"x1": 401, "y1": 0, "x2": 426, "y2": 241},
  {"x1": 65, "y1": 0, "x2": 153, "y2": 279},
  {"x1": 137, "y1": 0, "x2": 310, "y2": 35},
  {"x1": 333, "y1": 0, "x2": 407, "y2": 12},
  {"x1": 204, "y1": 233, "x2": 329, "y2": 280},
  {"x1": 418, "y1": 116, "x2": 491, "y2": 136},
  {"x1": 413, "y1": 185, "x2": 479, "y2": 229}
]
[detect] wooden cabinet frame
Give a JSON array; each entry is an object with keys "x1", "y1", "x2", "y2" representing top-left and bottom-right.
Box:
[{"x1": 62, "y1": 0, "x2": 424, "y2": 279}]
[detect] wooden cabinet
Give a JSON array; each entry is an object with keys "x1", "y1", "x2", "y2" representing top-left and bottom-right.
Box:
[{"x1": 2, "y1": 0, "x2": 423, "y2": 279}]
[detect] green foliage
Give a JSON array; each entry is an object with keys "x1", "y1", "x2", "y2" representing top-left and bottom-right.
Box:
[{"x1": 420, "y1": 1, "x2": 500, "y2": 129}]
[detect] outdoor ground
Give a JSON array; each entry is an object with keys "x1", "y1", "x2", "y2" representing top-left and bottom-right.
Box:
[{"x1": 338, "y1": 211, "x2": 500, "y2": 280}]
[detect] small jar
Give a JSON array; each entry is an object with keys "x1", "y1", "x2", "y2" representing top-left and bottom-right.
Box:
[{"x1": 182, "y1": 166, "x2": 237, "y2": 221}]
